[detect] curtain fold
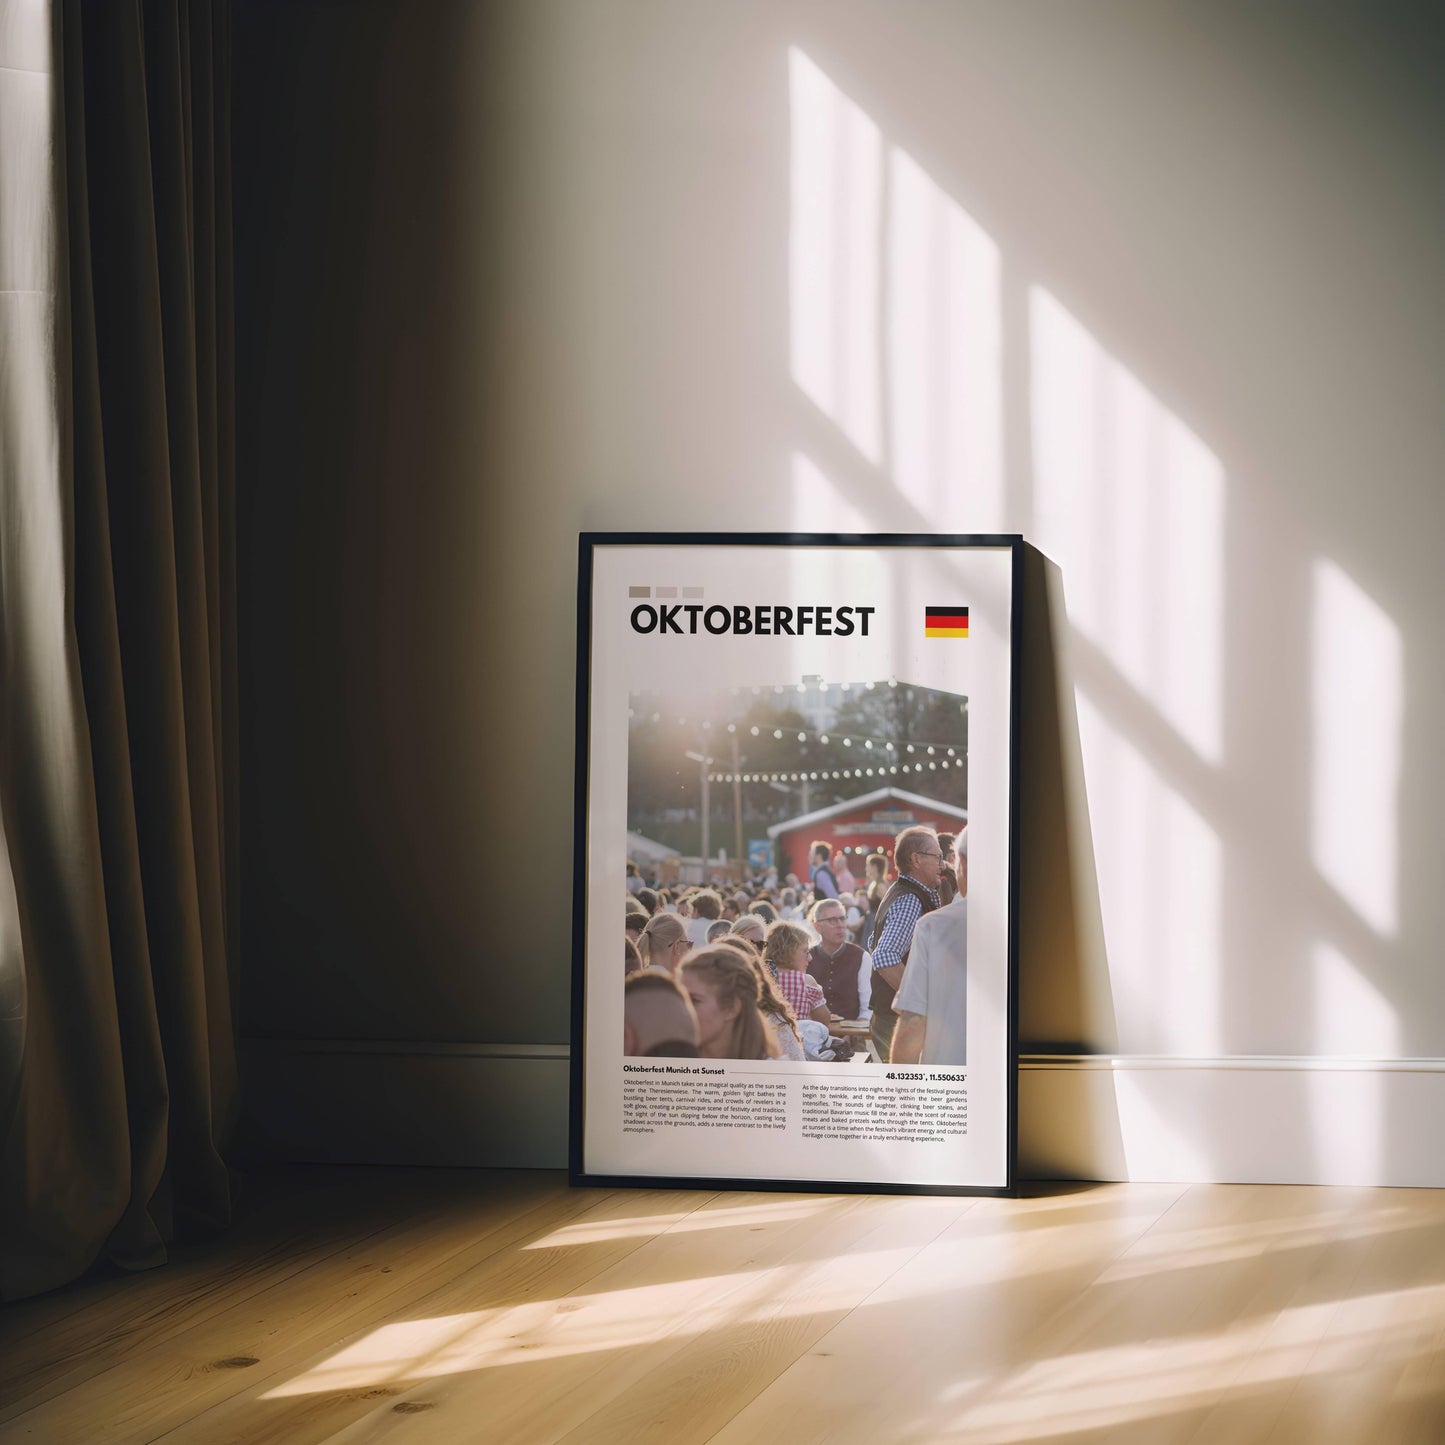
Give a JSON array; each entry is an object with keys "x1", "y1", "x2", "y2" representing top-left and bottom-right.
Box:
[{"x1": 0, "y1": 0, "x2": 237, "y2": 1301}]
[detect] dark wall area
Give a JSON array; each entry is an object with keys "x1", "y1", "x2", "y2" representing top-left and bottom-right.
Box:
[{"x1": 233, "y1": 4, "x2": 568, "y2": 1043}]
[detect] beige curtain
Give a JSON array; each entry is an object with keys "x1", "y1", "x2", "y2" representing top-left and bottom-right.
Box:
[{"x1": 0, "y1": 0, "x2": 238, "y2": 1301}]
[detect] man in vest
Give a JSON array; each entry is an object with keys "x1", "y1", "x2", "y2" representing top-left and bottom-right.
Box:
[
  {"x1": 867, "y1": 825, "x2": 943, "y2": 1062},
  {"x1": 807, "y1": 897, "x2": 873, "y2": 1021}
]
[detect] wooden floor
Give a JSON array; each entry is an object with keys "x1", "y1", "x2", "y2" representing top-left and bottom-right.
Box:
[{"x1": 3, "y1": 1169, "x2": 1445, "y2": 1444}]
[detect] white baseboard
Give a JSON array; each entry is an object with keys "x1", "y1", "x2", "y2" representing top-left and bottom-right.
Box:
[
  {"x1": 1019, "y1": 1054, "x2": 1445, "y2": 1187},
  {"x1": 239, "y1": 1042, "x2": 1445, "y2": 1187}
]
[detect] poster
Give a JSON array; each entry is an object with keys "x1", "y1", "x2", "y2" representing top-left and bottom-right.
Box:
[{"x1": 571, "y1": 534, "x2": 1020, "y2": 1195}]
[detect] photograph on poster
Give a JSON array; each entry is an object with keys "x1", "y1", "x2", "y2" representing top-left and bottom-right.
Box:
[
  {"x1": 573, "y1": 534, "x2": 1019, "y2": 1195},
  {"x1": 623, "y1": 680, "x2": 969, "y2": 1069}
]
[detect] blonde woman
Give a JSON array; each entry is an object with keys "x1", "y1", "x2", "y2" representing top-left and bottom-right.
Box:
[
  {"x1": 717, "y1": 927, "x2": 802, "y2": 1049},
  {"x1": 679, "y1": 947, "x2": 780, "y2": 1061},
  {"x1": 636, "y1": 911, "x2": 692, "y2": 973},
  {"x1": 762, "y1": 921, "x2": 834, "y2": 1029}
]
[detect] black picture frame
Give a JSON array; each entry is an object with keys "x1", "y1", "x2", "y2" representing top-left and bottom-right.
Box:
[{"x1": 570, "y1": 532, "x2": 1023, "y2": 1197}]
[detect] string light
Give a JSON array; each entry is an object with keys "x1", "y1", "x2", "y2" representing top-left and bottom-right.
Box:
[
  {"x1": 628, "y1": 710, "x2": 962, "y2": 755},
  {"x1": 634, "y1": 688, "x2": 967, "y2": 794},
  {"x1": 704, "y1": 756, "x2": 966, "y2": 785},
  {"x1": 635, "y1": 680, "x2": 967, "y2": 704}
]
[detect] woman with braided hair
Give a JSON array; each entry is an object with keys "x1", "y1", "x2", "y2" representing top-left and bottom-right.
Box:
[
  {"x1": 739, "y1": 943, "x2": 806, "y2": 1061},
  {"x1": 679, "y1": 946, "x2": 782, "y2": 1061}
]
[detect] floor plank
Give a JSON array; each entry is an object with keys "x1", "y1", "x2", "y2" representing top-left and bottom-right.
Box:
[
  {"x1": 3, "y1": 1172, "x2": 580, "y2": 1440},
  {"x1": 0, "y1": 1167, "x2": 488, "y2": 1415},
  {"x1": 153, "y1": 1187, "x2": 715, "y2": 1445},
  {"x1": 2, "y1": 1172, "x2": 1443, "y2": 1445},
  {"x1": 302, "y1": 1191, "x2": 952, "y2": 1444},
  {"x1": 551, "y1": 1193, "x2": 974, "y2": 1445},
  {"x1": 707, "y1": 1182, "x2": 1190, "y2": 1445}
]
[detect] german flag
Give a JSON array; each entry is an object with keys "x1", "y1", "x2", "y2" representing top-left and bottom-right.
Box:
[{"x1": 925, "y1": 606, "x2": 969, "y2": 639}]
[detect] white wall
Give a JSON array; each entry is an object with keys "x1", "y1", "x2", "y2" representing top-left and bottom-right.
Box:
[{"x1": 235, "y1": 0, "x2": 1445, "y2": 1184}]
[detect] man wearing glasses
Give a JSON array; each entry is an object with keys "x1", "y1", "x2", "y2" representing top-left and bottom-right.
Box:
[
  {"x1": 807, "y1": 898, "x2": 873, "y2": 1022},
  {"x1": 866, "y1": 827, "x2": 942, "y2": 1063}
]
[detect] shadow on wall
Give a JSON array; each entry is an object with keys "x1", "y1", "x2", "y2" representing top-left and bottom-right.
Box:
[
  {"x1": 1018, "y1": 545, "x2": 1129, "y2": 1179},
  {"x1": 779, "y1": 7, "x2": 1427, "y2": 1183},
  {"x1": 1017, "y1": 547, "x2": 1116, "y2": 1061},
  {"x1": 782, "y1": 43, "x2": 1231, "y2": 1064},
  {"x1": 231, "y1": 1, "x2": 1438, "y2": 1184}
]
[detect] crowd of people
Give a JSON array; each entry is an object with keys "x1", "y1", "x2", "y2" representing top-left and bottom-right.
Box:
[{"x1": 621, "y1": 829, "x2": 968, "y2": 1066}]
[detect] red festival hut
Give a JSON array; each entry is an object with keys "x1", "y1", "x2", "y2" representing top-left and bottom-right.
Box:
[{"x1": 767, "y1": 787, "x2": 967, "y2": 883}]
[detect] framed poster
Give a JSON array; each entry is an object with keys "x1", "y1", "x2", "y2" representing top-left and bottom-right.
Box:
[{"x1": 571, "y1": 533, "x2": 1021, "y2": 1196}]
